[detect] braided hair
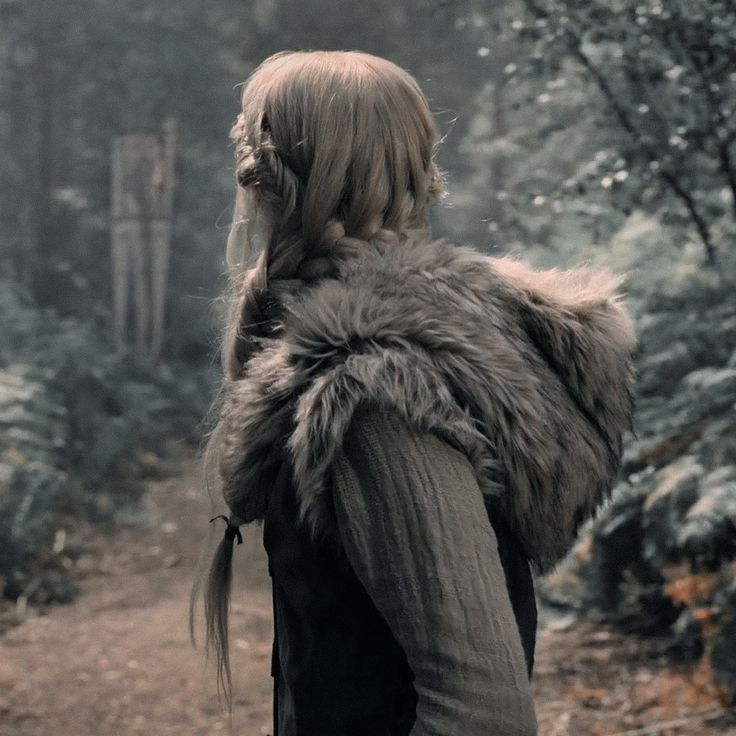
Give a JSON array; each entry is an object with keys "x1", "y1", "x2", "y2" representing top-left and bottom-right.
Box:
[
  {"x1": 222, "y1": 50, "x2": 445, "y2": 379},
  {"x1": 195, "y1": 49, "x2": 446, "y2": 708}
]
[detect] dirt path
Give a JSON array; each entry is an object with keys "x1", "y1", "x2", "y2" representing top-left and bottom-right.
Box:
[
  {"x1": 0, "y1": 454, "x2": 732, "y2": 736},
  {"x1": 0, "y1": 455, "x2": 274, "y2": 736}
]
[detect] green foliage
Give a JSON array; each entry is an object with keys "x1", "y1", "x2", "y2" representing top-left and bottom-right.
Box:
[
  {"x1": 0, "y1": 278, "x2": 213, "y2": 609},
  {"x1": 446, "y1": 0, "x2": 736, "y2": 267},
  {"x1": 511, "y1": 0, "x2": 736, "y2": 264}
]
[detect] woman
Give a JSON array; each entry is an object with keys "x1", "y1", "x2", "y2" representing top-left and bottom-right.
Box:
[{"x1": 199, "y1": 50, "x2": 637, "y2": 736}]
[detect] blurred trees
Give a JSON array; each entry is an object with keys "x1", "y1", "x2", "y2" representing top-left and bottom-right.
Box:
[
  {"x1": 4, "y1": 0, "x2": 733, "y2": 367},
  {"x1": 441, "y1": 3, "x2": 622, "y2": 253},
  {"x1": 520, "y1": 0, "x2": 736, "y2": 266},
  {"x1": 0, "y1": 0, "x2": 487, "y2": 362},
  {"x1": 452, "y1": 0, "x2": 736, "y2": 265},
  {"x1": 0, "y1": 0, "x2": 251, "y2": 359}
]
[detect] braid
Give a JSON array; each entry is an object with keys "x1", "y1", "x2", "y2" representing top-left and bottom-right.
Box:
[
  {"x1": 225, "y1": 129, "x2": 319, "y2": 379},
  {"x1": 201, "y1": 51, "x2": 453, "y2": 708},
  {"x1": 223, "y1": 221, "x2": 405, "y2": 380},
  {"x1": 223, "y1": 251, "x2": 271, "y2": 381}
]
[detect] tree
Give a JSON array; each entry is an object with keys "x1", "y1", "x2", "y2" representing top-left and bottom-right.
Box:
[
  {"x1": 0, "y1": 0, "x2": 253, "y2": 358},
  {"x1": 513, "y1": 0, "x2": 736, "y2": 265}
]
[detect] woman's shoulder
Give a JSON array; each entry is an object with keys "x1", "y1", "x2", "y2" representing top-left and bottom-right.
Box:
[
  {"x1": 339, "y1": 400, "x2": 476, "y2": 473},
  {"x1": 333, "y1": 399, "x2": 484, "y2": 516}
]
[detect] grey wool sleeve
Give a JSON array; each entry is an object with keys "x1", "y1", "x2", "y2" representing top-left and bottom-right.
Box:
[{"x1": 330, "y1": 402, "x2": 538, "y2": 736}]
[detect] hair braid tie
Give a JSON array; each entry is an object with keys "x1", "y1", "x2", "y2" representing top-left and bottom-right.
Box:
[{"x1": 209, "y1": 514, "x2": 244, "y2": 545}]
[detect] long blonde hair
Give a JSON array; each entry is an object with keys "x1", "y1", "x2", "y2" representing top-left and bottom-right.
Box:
[{"x1": 196, "y1": 49, "x2": 446, "y2": 708}]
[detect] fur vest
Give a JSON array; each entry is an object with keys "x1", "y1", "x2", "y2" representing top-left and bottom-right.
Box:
[{"x1": 218, "y1": 235, "x2": 637, "y2": 572}]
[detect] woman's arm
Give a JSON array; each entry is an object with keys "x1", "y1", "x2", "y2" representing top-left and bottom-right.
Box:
[{"x1": 331, "y1": 402, "x2": 538, "y2": 736}]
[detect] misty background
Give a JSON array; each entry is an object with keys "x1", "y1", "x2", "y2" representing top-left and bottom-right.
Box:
[{"x1": 1, "y1": 1, "x2": 736, "y2": 734}]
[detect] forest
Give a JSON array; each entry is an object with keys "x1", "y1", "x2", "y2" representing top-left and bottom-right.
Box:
[{"x1": 1, "y1": 1, "x2": 735, "y2": 734}]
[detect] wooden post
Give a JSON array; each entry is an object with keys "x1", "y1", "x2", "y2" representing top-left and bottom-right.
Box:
[{"x1": 110, "y1": 122, "x2": 176, "y2": 363}]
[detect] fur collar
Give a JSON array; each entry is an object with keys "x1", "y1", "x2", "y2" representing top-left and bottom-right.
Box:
[{"x1": 217, "y1": 235, "x2": 637, "y2": 571}]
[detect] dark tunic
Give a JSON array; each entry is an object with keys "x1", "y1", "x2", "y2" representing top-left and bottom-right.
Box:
[{"x1": 263, "y1": 403, "x2": 538, "y2": 736}]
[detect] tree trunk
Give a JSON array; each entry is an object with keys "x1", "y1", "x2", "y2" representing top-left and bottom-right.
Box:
[
  {"x1": 31, "y1": 26, "x2": 56, "y2": 300},
  {"x1": 488, "y1": 74, "x2": 508, "y2": 224}
]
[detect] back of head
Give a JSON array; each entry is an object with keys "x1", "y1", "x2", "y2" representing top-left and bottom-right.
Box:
[
  {"x1": 223, "y1": 50, "x2": 446, "y2": 378},
  {"x1": 199, "y1": 52, "x2": 445, "y2": 706}
]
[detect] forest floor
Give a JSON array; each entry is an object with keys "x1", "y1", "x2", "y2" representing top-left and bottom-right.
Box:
[{"x1": 0, "y1": 454, "x2": 734, "y2": 736}]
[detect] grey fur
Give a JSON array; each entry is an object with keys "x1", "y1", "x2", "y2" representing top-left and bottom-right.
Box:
[{"x1": 217, "y1": 235, "x2": 637, "y2": 571}]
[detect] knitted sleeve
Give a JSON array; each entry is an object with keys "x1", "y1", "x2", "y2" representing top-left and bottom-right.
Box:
[{"x1": 331, "y1": 402, "x2": 538, "y2": 736}]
